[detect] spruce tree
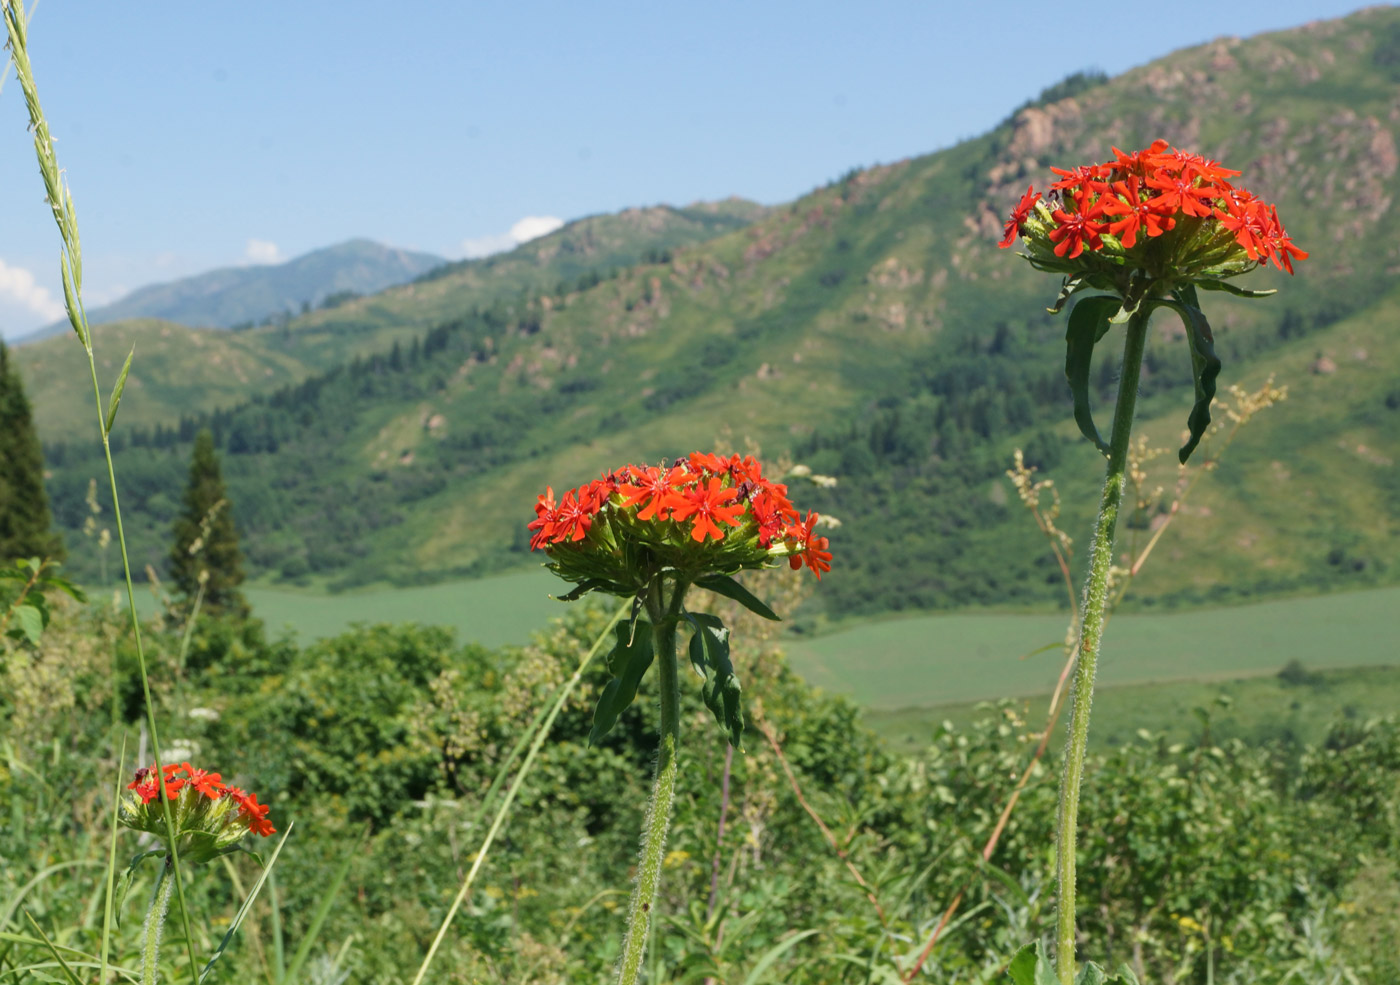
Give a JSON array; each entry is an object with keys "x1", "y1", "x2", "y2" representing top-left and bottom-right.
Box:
[
  {"x1": 0, "y1": 340, "x2": 63, "y2": 562},
  {"x1": 170, "y1": 428, "x2": 247, "y2": 617}
]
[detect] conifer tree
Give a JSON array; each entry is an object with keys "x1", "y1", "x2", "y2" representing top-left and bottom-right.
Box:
[
  {"x1": 170, "y1": 428, "x2": 247, "y2": 617},
  {"x1": 0, "y1": 339, "x2": 63, "y2": 562}
]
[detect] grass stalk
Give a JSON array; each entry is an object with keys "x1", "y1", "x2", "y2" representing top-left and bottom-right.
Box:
[
  {"x1": 1054, "y1": 310, "x2": 1149, "y2": 984},
  {"x1": 0, "y1": 3, "x2": 200, "y2": 979},
  {"x1": 410, "y1": 601, "x2": 627, "y2": 985}
]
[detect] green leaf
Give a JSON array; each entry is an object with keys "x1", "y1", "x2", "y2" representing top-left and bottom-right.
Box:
[
  {"x1": 1077, "y1": 964, "x2": 1107, "y2": 985},
  {"x1": 37, "y1": 575, "x2": 86, "y2": 604},
  {"x1": 686, "y1": 613, "x2": 744, "y2": 747},
  {"x1": 1048, "y1": 274, "x2": 1087, "y2": 314},
  {"x1": 1064, "y1": 295, "x2": 1121, "y2": 455},
  {"x1": 553, "y1": 579, "x2": 606, "y2": 602},
  {"x1": 1006, "y1": 941, "x2": 1057, "y2": 985},
  {"x1": 11, "y1": 605, "x2": 43, "y2": 646},
  {"x1": 1149, "y1": 287, "x2": 1222, "y2": 463},
  {"x1": 103, "y1": 344, "x2": 135, "y2": 436},
  {"x1": 1194, "y1": 278, "x2": 1277, "y2": 299},
  {"x1": 739, "y1": 928, "x2": 819, "y2": 985},
  {"x1": 588, "y1": 620, "x2": 655, "y2": 745},
  {"x1": 113, "y1": 850, "x2": 166, "y2": 928},
  {"x1": 694, "y1": 573, "x2": 781, "y2": 621}
]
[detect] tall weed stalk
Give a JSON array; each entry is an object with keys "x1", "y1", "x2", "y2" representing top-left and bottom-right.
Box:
[{"x1": 1, "y1": 2, "x2": 199, "y2": 979}]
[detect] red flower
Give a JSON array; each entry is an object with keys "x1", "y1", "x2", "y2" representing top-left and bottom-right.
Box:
[
  {"x1": 1108, "y1": 139, "x2": 1170, "y2": 179},
  {"x1": 187, "y1": 767, "x2": 225, "y2": 800},
  {"x1": 668, "y1": 477, "x2": 744, "y2": 543},
  {"x1": 617, "y1": 465, "x2": 686, "y2": 522},
  {"x1": 783, "y1": 513, "x2": 832, "y2": 579},
  {"x1": 1048, "y1": 190, "x2": 1108, "y2": 259},
  {"x1": 1144, "y1": 169, "x2": 1219, "y2": 219},
  {"x1": 999, "y1": 186, "x2": 1042, "y2": 249},
  {"x1": 1048, "y1": 162, "x2": 1109, "y2": 193},
  {"x1": 1099, "y1": 176, "x2": 1175, "y2": 249},
  {"x1": 553, "y1": 488, "x2": 595, "y2": 543},
  {"x1": 527, "y1": 486, "x2": 559, "y2": 550},
  {"x1": 232, "y1": 790, "x2": 276, "y2": 838}
]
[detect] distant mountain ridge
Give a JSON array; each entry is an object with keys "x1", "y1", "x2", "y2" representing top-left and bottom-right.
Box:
[{"x1": 19, "y1": 238, "x2": 446, "y2": 342}]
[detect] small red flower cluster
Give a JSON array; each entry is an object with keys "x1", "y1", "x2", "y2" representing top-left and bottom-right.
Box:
[
  {"x1": 1000, "y1": 139, "x2": 1307, "y2": 273},
  {"x1": 529, "y1": 451, "x2": 832, "y2": 578},
  {"x1": 129, "y1": 761, "x2": 275, "y2": 837}
]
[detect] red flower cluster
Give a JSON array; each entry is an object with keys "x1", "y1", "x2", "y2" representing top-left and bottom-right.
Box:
[
  {"x1": 529, "y1": 451, "x2": 832, "y2": 578},
  {"x1": 129, "y1": 761, "x2": 276, "y2": 837},
  {"x1": 999, "y1": 140, "x2": 1307, "y2": 273}
]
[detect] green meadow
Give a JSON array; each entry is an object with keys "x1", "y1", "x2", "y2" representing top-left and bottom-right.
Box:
[
  {"x1": 218, "y1": 574, "x2": 1400, "y2": 744},
  {"x1": 782, "y1": 585, "x2": 1400, "y2": 709}
]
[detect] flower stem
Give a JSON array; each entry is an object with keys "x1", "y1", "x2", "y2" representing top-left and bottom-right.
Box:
[
  {"x1": 617, "y1": 574, "x2": 687, "y2": 985},
  {"x1": 141, "y1": 862, "x2": 175, "y2": 985},
  {"x1": 1055, "y1": 309, "x2": 1150, "y2": 984}
]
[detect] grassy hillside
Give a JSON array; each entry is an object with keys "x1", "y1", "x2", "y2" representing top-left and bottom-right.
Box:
[
  {"x1": 36, "y1": 8, "x2": 1400, "y2": 614},
  {"x1": 19, "y1": 200, "x2": 765, "y2": 442},
  {"x1": 19, "y1": 319, "x2": 310, "y2": 437}
]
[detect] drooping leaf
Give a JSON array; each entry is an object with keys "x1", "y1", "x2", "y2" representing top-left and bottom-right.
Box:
[
  {"x1": 103, "y1": 345, "x2": 135, "y2": 436},
  {"x1": 1048, "y1": 273, "x2": 1088, "y2": 314},
  {"x1": 552, "y1": 579, "x2": 606, "y2": 602},
  {"x1": 686, "y1": 613, "x2": 744, "y2": 747},
  {"x1": 1063, "y1": 295, "x2": 1122, "y2": 455},
  {"x1": 1005, "y1": 941, "x2": 1057, "y2": 985},
  {"x1": 1194, "y1": 278, "x2": 1277, "y2": 299},
  {"x1": 113, "y1": 850, "x2": 165, "y2": 928},
  {"x1": 588, "y1": 620, "x2": 655, "y2": 745},
  {"x1": 694, "y1": 573, "x2": 781, "y2": 621},
  {"x1": 1150, "y1": 287, "x2": 1222, "y2": 463}
]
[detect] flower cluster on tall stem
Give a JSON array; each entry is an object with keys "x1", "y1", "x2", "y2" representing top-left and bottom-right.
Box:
[
  {"x1": 530, "y1": 451, "x2": 830, "y2": 985},
  {"x1": 1000, "y1": 142, "x2": 1305, "y2": 985}
]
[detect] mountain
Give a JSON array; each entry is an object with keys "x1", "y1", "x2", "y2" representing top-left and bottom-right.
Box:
[
  {"x1": 19, "y1": 239, "x2": 447, "y2": 342},
  {"x1": 34, "y1": 7, "x2": 1400, "y2": 619},
  {"x1": 17, "y1": 200, "x2": 769, "y2": 440}
]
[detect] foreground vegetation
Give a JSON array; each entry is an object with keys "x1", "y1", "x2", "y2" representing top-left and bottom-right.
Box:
[{"x1": 3, "y1": 596, "x2": 1399, "y2": 983}]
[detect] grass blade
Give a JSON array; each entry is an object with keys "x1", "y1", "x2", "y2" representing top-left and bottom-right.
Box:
[
  {"x1": 100, "y1": 738, "x2": 127, "y2": 985},
  {"x1": 278, "y1": 831, "x2": 360, "y2": 985},
  {"x1": 410, "y1": 602, "x2": 627, "y2": 985},
  {"x1": 198, "y1": 821, "x2": 294, "y2": 984},
  {"x1": 22, "y1": 912, "x2": 81, "y2": 985}
]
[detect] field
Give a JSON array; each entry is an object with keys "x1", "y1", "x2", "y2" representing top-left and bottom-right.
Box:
[
  {"x1": 867, "y1": 664, "x2": 1400, "y2": 753},
  {"x1": 227, "y1": 573, "x2": 1400, "y2": 745},
  {"x1": 781, "y1": 585, "x2": 1400, "y2": 708}
]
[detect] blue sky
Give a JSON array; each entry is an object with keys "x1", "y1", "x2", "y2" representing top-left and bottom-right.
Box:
[{"x1": 0, "y1": 0, "x2": 1379, "y2": 339}]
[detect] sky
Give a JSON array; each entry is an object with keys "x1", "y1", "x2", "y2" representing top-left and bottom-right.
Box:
[{"x1": 0, "y1": 0, "x2": 1380, "y2": 339}]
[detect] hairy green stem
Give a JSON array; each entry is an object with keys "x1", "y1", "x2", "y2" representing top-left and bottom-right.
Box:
[
  {"x1": 1055, "y1": 310, "x2": 1150, "y2": 984},
  {"x1": 0, "y1": 2, "x2": 200, "y2": 978},
  {"x1": 141, "y1": 864, "x2": 174, "y2": 985},
  {"x1": 616, "y1": 574, "x2": 688, "y2": 985}
]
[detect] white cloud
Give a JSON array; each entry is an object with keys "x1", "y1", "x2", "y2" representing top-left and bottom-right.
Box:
[
  {"x1": 459, "y1": 215, "x2": 564, "y2": 259},
  {"x1": 509, "y1": 215, "x2": 564, "y2": 243},
  {"x1": 0, "y1": 259, "x2": 66, "y2": 323},
  {"x1": 244, "y1": 238, "x2": 283, "y2": 264}
]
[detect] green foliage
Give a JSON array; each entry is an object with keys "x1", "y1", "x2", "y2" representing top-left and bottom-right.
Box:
[
  {"x1": 0, "y1": 341, "x2": 63, "y2": 563},
  {"x1": 169, "y1": 428, "x2": 247, "y2": 618},
  {"x1": 589, "y1": 618, "x2": 656, "y2": 745}
]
